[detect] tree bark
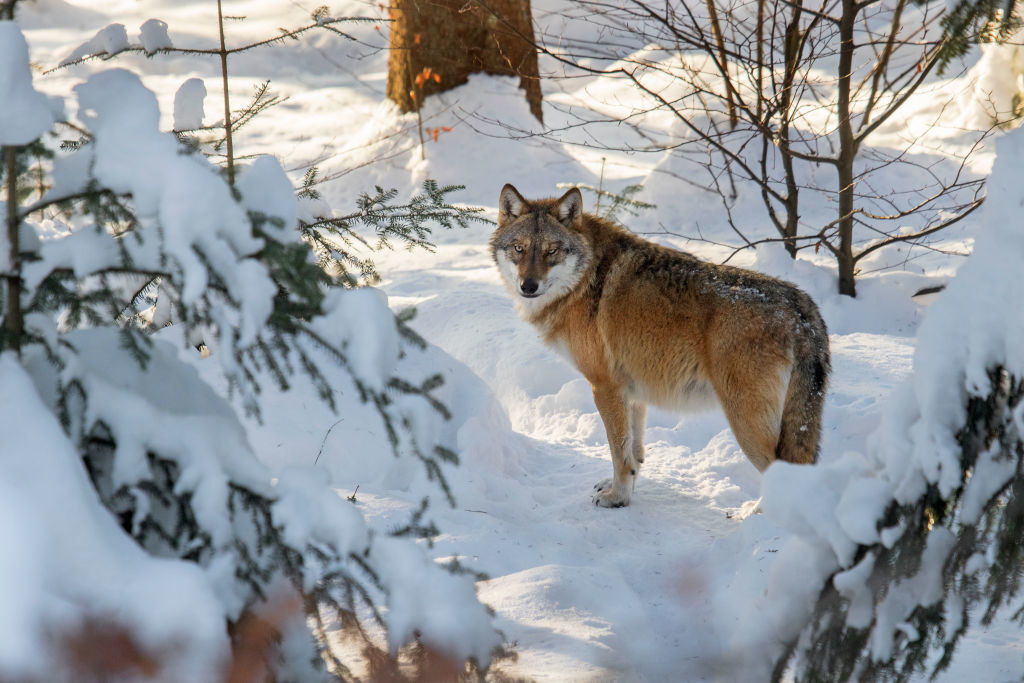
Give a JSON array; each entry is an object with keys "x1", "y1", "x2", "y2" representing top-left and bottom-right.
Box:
[
  {"x1": 387, "y1": 0, "x2": 543, "y2": 124},
  {"x1": 216, "y1": 0, "x2": 235, "y2": 186},
  {"x1": 705, "y1": 0, "x2": 736, "y2": 129},
  {"x1": 836, "y1": 0, "x2": 857, "y2": 297},
  {"x1": 778, "y1": 2, "x2": 804, "y2": 258},
  {"x1": 3, "y1": 146, "x2": 23, "y2": 353}
]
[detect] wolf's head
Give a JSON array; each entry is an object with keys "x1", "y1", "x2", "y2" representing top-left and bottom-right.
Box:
[{"x1": 490, "y1": 184, "x2": 591, "y2": 317}]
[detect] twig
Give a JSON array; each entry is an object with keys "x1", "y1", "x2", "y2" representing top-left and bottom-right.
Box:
[{"x1": 314, "y1": 418, "x2": 344, "y2": 465}]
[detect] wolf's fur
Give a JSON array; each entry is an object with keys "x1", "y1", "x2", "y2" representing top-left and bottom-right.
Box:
[{"x1": 491, "y1": 184, "x2": 831, "y2": 507}]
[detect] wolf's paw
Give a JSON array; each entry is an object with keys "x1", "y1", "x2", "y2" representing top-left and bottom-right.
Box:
[{"x1": 592, "y1": 479, "x2": 630, "y2": 508}]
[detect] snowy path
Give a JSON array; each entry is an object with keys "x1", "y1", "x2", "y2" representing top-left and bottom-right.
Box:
[
  {"x1": 350, "y1": 231, "x2": 918, "y2": 680},
  {"x1": 233, "y1": 200, "x2": 1019, "y2": 682}
]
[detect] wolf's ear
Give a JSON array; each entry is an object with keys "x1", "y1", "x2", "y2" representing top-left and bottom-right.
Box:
[
  {"x1": 554, "y1": 187, "x2": 583, "y2": 227},
  {"x1": 499, "y1": 184, "x2": 527, "y2": 222}
]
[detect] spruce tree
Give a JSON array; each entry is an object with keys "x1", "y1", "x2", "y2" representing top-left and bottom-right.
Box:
[
  {"x1": 2, "y1": 9, "x2": 499, "y2": 678},
  {"x1": 776, "y1": 369, "x2": 1023, "y2": 681},
  {"x1": 774, "y1": 127, "x2": 1024, "y2": 683}
]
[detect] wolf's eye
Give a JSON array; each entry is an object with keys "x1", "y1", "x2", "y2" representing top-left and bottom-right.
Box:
[
  {"x1": 513, "y1": 245, "x2": 523, "y2": 253},
  {"x1": 547, "y1": 245, "x2": 560, "y2": 255}
]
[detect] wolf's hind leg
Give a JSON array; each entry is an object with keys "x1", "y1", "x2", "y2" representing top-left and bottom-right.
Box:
[
  {"x1": 714, "y1": 360, "x2": 789, "y2": 472},
  {"x1": 591, "y1": 382, "x2": 634, "y2": 508}
]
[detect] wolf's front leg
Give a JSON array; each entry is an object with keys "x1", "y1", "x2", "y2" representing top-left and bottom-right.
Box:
[
  {"x1": 629, "y1": 400, "x2": 646, "y2": 469},
  {"x1": 591, "y1": 383, "x2": 634, "y2": 508}
]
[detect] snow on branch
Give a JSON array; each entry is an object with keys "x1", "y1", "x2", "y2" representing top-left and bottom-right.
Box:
[
  {"x1": 0, "y1": 21, "x2": 60, "y2": 146},
  {"x1": 50, "y1": 13, "x2": 381, "y2": 72},
  {"x1": 59, "y1": 23, "x2": 131, "y2": 66}
]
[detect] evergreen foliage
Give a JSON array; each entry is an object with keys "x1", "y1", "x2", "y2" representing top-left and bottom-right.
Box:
[
  {"x1": 776, "y1": 366, "x2": 1024, "y2": 681},
  {"x1": 555, "y1": 181, "x2": 656, "y2": 225},
  {"x1": 2, "y1": 131, "x2": 475, "y2": 677},
  {"x1": 0, "y1": 9, "x2": 499, "y2": 676},
  {"x1": 928, "y1": 0, "x2": 1023, "y2": 73},
  {"x1": 298, "y1": 172, "x2": 486, "y2": 287}
]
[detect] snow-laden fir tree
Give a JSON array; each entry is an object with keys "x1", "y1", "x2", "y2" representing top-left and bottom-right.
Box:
[
  {"x1": 1, "y1": 17, "x2": 498, "y2": 681},
  {"x1": 768, "y1": 124, "x2": 1024, "y2": 682}
]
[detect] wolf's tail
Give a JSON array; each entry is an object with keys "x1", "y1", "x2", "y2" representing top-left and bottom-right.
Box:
[{"x1": 776, "y1": 293, "x2": 830, "y2": 464}]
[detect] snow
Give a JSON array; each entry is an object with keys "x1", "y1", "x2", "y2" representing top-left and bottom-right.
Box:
[
  {"x1": 59, "y1": 22, "x2": 129, "y2": 65},
  {"x1": 0, "y1": 21, "x2": 57, "y2": 146},
  {"x1": 752, "y1": 114, "x2": 1024, "y2": 680},
  {"x1": 869, "y1": 528, "x2": 956, "y2": 662},
  {"x1": 22, "y1": 221, "x2": 118, "y2": 291},
  {"x1": 55, "y1": 328, "x2": 261, "y2": 540},
  {"x1": 373, "y1": 536, "x2": 501, "y2": 663},
  {"x1": 833, "y1": 552, "x2": 877, "y2": 629},
  {"x1": 236, "y1": 154, "x2": 296, "y2": 240},
  {"x1": 43, "y1": 143, "x2": 93, "y2": 200},
  {"x1": 0, "y1": 353, "x2": 229, "y2": 680},
  {"x1": 960, "y1": 443, "x2": 1018, "y2": 524},
  {"x1": 138, "y1": 18, "x2": 171, "y2": 55},
  {"x1": 0, "y1": 478, "x2": 45, "y2": 678},
  {"x1": 835, "y1": 475, "x2": 895, "y2": 545},
  {"x1": 312, "y1": 287, "x2": 400, "y2": 392},
  {"x1": 958, "y1": 36, "x2": 1024, "y2": 129},
  {"x1": 72, "y1": 68, "x2": 274, "y2": 350},
  {"x1": 172, "y1": 76, "x2": 205, "y2": 130},
  {"x1": 857, "y1": 125, "x2": 1024, "y2": 514},
  {"x1": 2, "y1": 16, "x2": 504, "y2": 677},
  {"x1": 270, "y1": 466, "x2": 369, "y2": 562},
  {"x1": 761, "y1": 457, "x2": 868, "y2": 567},
  {"x1": 6, "y1": 2, "x2": 1024, "y2": 680}
]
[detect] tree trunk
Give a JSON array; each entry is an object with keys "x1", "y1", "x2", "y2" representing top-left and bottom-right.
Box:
[
  {"x1": 387, "y1": 0, "x2": 543, "y2": 124},
  {"x1": 836, "y1": 0, "x2": 857, "y2": 297},
  {"x1": 778, "y1": 2, "x2": 804, "y2": 258},
  {"x1": 3, "y1": 146, "x2": 23, "y2": 353},
  {"x1": 705, "y1": 0, "x2": 736, "y2": 129},
  {"x1": 216, "y1": 0, "x2": 235, "y2": 186}
]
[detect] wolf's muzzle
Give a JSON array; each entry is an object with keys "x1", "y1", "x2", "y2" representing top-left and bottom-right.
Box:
[{"x1": 519, "y1": 278, "x2": 540, "y2": 297}]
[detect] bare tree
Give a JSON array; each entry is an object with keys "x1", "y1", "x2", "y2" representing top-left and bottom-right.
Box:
[{"x1": 510, "y1": 0, "x2": 989, "y2": 296}]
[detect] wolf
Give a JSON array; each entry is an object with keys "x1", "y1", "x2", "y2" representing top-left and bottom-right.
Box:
[{"x1": 490, "y1": 184, "x2": 830, "y2": 507}]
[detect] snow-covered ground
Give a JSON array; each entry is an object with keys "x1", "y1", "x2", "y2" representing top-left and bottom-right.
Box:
[{"x1": 14, "y1": 1, "x2": 1024, "y2": 679}]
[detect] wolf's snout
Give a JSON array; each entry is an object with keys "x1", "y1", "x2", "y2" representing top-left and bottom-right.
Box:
[{"x1": 519, "y1": 278, "x2": 540, "y2": 296}]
